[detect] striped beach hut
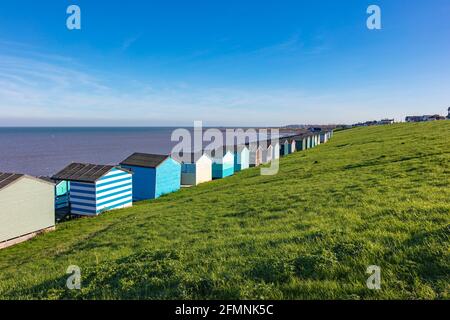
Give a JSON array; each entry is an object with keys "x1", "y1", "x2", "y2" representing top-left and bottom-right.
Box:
[
  {"x1": 0, "y1": 173, "x2": 55, "y2": 249},
  {"x1": 207, "y1": 147, "x2": 235, "y2": 179},
  {"x1": 120, "y1": 153, "x2": 181, "y2": 201},
  {"x1": 52, "y1": 163, "x2": 133, "y2": 216},
  {"x1": 231, "y1": 145, "x2": 250, "y2": 172},
  {"x1": 248, "y1": 143, "x2": 263, "y2": 167},
  {"x1": 261, "y1": 141, "x2": 273, "y2": 164},
  {"x1": 173, "y1": 152, "x2": 212, "y2": 186}
]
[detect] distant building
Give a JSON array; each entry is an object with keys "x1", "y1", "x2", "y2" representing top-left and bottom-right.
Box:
[
  {"x1": 379, "y1": 119, "x2": 395, "y2": 125},
  {"x1": 405, "y1": 115, "x2": 445, "y2": 122},
  {"x1": 352, "y1": 119, "x2": 394, "y2": 127}
]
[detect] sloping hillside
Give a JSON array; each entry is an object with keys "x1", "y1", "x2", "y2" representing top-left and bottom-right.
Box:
[{"x1": 0, "y1": 121, "x2": 449, "y2": 299}]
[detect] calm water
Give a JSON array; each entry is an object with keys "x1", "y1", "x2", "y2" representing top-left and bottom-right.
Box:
[{"x1": 0, "y1": 127, "x2": 282, "y2": 177}]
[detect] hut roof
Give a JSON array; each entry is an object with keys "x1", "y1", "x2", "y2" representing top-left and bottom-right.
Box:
[
  {"x1": 52, "y1": 163, "x2": 125, "y2": 183},
  {"x1": 0, "y1": 173, "x2": 24, "y2": 191},
  {"x1": 0, "y1": 172, "x2": 54, "y2": 191},
  {"x1": 120, "y1": 153, "x2": 170, "y2": 169}
]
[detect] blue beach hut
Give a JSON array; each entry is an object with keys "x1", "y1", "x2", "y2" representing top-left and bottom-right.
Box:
[
  {"x1": 120, "y1": 153, "x2": 181, "y2": 201},
  {"x1": 52, "y1": 163, "x2": 133, "y2": 216}
]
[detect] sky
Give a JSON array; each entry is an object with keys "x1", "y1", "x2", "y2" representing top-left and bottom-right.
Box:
[{"x1": 0, "y1": 0, "x2": 449, "y2": 126}]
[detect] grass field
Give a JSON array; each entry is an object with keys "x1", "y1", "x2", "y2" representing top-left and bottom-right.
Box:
[{"x1": 0, "y1": 121, "x2": 449, "y2": 300}]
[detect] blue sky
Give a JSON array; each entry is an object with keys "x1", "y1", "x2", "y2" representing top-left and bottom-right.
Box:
[{"x1": 0, "y1": 0, "x2": 449, "y2": 126}]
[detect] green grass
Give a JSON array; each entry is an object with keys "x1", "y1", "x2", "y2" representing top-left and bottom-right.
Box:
[{"x1": 0, "y1": 121, "x2": 449, "y2": 300}]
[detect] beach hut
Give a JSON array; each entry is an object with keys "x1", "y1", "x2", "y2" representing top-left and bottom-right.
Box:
[
  {"x1": 231, "y1": 145, "x2": 250, "y2": 172},
  {"x1": 306, "y1": 135, "x2": 313, "y2": 149},
  {"x1": 271, "y1": 140, "x2": 280, "y2": 160},
  {"x1": 294, "y1": 136, "x2": 307, "y2": 151},
  {"x1": 279, "y1": 138, "x2": 290, "y2": 156},
  {"x1": 0, "y1": 173, "x2": 55, "y2": 249},
  {"x1": 52, "y1": 163, "x2": 133, "y2": 215},
  {"x1": 207, "y1": 147, "x2": 235, "y2": 179},
  {"x1": 260, "y1": 141, "x2": 273, "y2": 164},
  {"x1": 320, "y1": 132, "x2": 329, "y2": 144},
  {"x1": 54, "y1": 180, "x2": 70, "y2": 209},
  {"x1": 248, "y1": 143, "x2": 263, "y2": 167},
  {"x1": 289, "y1": 137, "x2": 297, "y2": 153},
  {"x1": 120, "y1": 153, "x2": 180, "y2": 201},
  {"x1": 172, "y1": 152, "x2": 212, "y2": 186},
  {"x1": 314, "y1": 134, "x2": 320, "y2": 146},
  {"x1": 39, "y1": 177, "x2": 70, "y2": 210}
]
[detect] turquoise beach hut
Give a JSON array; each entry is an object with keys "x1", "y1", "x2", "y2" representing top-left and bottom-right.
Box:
[
  {"x1": 207, "y1": 147, "x2": 235, "y2": 179},
  {"x1": 120, "y1": 153, "x2": 181, "y2": 201},
  {"x1": 39, "y1": 177, "x2": 70, "y2": 210}
]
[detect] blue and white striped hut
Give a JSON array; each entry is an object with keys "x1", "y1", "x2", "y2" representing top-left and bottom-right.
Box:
[{"x1": 52, "y1": 163, "x2": 133, "y2": 216}]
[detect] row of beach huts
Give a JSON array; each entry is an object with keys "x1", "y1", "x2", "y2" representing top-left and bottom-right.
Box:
[{"x1": 0, "y1": 130, "x2": 333, "y2": 249}]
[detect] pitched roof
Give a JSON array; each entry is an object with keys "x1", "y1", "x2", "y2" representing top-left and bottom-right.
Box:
[
  {"x1": 120, "y1": 153, "x2": 170, "y2": 168},
  {"x1": 52, "y1": 163, "x2": 118, "y2": 183},
  {"x1": 0, "y1": 173, "x2": 24, "y2": 191},
  {"x1": 0, "y1": 172, "x2": 54, "y2": 191}
]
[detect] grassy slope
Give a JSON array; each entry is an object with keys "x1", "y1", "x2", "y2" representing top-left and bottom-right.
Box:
[{"x1": 0, "y1": 122, "x2": 449, "y2": 300}]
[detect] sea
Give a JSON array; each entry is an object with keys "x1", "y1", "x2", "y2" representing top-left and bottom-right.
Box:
[{"x1": 0, "y1": 127, "x2": 285, "y2": 177}]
